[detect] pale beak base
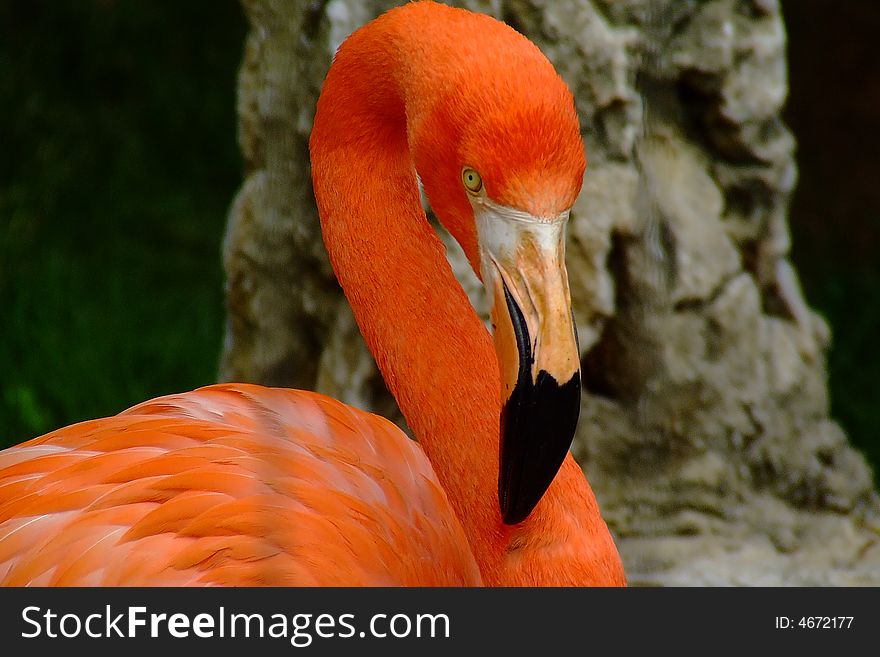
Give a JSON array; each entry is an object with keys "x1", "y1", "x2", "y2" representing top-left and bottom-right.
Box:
[{"x1": 473, "y1": 199, "x2": 582, "y2": 525}]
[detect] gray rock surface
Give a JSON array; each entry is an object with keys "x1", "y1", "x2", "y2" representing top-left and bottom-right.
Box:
[{"x1": 221, "y1": 0, "x2": 880, "y2": 585}]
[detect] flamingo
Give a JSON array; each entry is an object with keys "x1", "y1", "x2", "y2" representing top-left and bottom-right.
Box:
[{"x1": 0, "y1": 2, "x2": 625, "y2": 587}]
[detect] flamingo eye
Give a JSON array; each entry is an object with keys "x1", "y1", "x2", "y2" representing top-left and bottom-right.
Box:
[{"x1": 462, "y1": 168, "x2": 483, "y2": 194}]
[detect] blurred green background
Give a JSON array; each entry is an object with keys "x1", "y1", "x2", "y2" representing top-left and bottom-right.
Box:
[
  {"x1": 784, "y1": 1, "x2": 879, "y2": 476},
  {"x1": 0, "y1": 1, "x2": 245, "y2": 445},
  {"x1": 0, "y1": 2, "x2": 877, "y2": 481}
]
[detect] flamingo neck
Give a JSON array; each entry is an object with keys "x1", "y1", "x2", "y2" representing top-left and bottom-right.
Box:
[
  {"x1": 309, "y1": 8, "x2": 623, "y2": 586},
  {"x1": 312, "y1": 120, "x2": 509, "y2": 578}
]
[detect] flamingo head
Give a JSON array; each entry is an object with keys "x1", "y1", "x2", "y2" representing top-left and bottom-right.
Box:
[{"x1": 412, "y1": 49, "x2": 586, "y2": 525}]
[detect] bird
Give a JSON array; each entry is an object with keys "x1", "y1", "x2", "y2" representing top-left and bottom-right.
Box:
[{"x1": 0, "y1": 1, "x2": 625, "y2": 587}]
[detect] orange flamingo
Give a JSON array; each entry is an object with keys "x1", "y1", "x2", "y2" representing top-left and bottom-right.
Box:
[{"x1": 0, "y1": 2, "x2": 625, "y2": 587}]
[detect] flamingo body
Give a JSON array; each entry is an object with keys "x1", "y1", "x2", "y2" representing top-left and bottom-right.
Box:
[{"x1": 0, "y1": 384, "x2": 481, "y2": 585}]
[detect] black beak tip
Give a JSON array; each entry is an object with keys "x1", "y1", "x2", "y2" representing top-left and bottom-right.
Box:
[
  {"x1": 501, "y1": 494, "x2": 533, "y2": 526},
  {"x1": 499, "y1": 369, "x2": 581, "y2": 525}
]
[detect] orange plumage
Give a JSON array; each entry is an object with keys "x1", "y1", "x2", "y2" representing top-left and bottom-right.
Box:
[
  {"x1": 0, "y1": 2, "x2": 625, "y2": 587},
  {"x1": 0, "y1": 385, "x2": 480, "y2": 585}
]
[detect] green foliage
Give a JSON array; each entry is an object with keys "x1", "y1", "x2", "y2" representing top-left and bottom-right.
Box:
[
  {"x1": 0, "y1": 1, "x2": 246, "y2": 447},
  {"x1": 784, "y1": 0, "x2": 880, "y2": 479},
  {"x1": 793, "y1": 246, "x2": 880, "y2": 475}
]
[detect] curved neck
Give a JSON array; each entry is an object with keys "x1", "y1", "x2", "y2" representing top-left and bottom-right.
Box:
[
  {"x1": 309, "y1": 8, "x2": 623, "y2": 586},
  {"x1": 312, "y1": 86, "x2": 507, "y2": 577}
]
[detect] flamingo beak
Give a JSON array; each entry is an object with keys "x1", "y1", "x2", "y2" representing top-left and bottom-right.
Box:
[{"x1": 475, "y1": 203, "x2": 581, "y2": 525}]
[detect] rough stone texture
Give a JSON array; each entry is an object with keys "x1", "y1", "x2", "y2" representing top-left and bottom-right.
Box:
[{"x1": 221, "y1": 0, "x2": 880, "y2": 585}]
